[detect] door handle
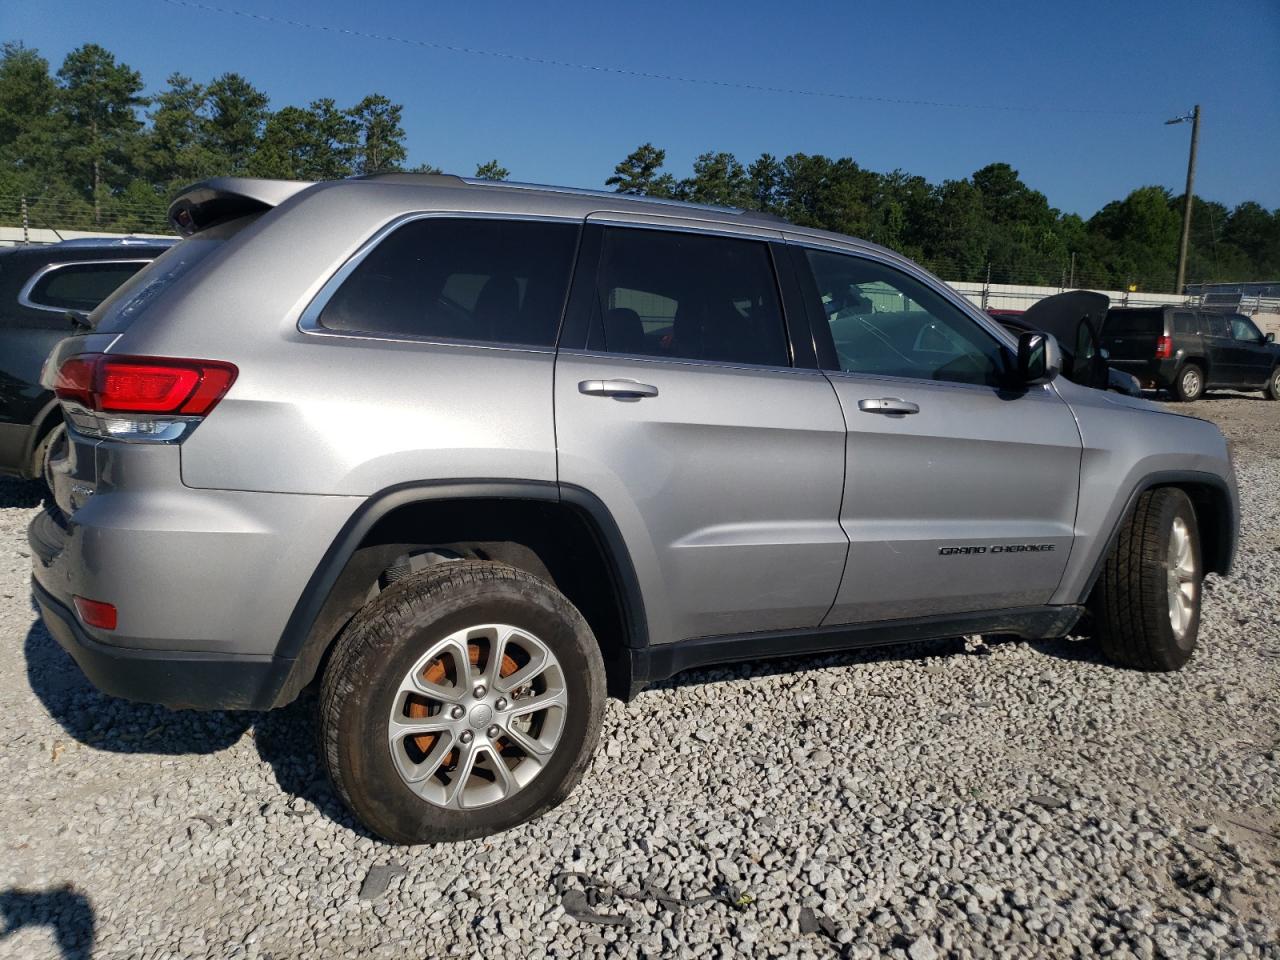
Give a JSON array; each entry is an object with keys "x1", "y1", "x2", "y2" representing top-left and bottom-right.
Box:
[
  {"x1": 858, "y1": 397, "x2": 920, "y2": 415},
  {"x1": 578, "y1": 379, "x2": 659, "y2": 399}
]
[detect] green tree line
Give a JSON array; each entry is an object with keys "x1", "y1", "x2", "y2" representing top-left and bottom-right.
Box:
[
  {"x1": 606, "y1": 144, "x2": 1279, "y2": 291},
  {"x1": 2, "y1": 40, "x2": 1276, "y2": 292}
]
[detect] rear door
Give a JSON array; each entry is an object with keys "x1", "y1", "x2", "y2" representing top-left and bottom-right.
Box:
[
  {"x1": 792, "y1": 242, "x2": 1081, "y2": 624},
  {"x1": 1199, "y1": 313, "x2": 1237, "y2": 384},
  {"x1": 554, "y1": 218, "x2": 849, "y2": 646},
  {"x1": 1100, "y1": 308, "x2": 1162, "y2": 371}
]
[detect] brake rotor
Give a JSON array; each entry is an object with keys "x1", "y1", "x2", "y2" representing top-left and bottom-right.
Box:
[{"x1": 406, "y1": 641, "x2": 519, "y2": 761}]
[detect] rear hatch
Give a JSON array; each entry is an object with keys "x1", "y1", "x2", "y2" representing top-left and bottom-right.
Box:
[
  {"x1": 40, "y1": 179, "x2": 308, "y2": 517},
  {"x1": 1102, "y1": 309, "x2": 1164, "y2": 362}
]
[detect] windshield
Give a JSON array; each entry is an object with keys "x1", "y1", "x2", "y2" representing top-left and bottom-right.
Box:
[{"x1": 91, "y1": 215, "x2": 258, "y2": 333}]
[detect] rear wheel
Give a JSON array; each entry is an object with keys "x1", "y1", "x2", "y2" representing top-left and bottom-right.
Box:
[
  {"x1": 1172, "y1": 363, "x2": 1204, "y2": 402},
  {"x1": 319, "y1": 560, "x2": 605, "y2": 844},
  {"x1": 1266, "y1": 366, "x2": 1280, "y2": 401},
  {"x1": 1090, "y1": 488, "x2": 1201, "y2": 671},
  {"x1": 31, "y1": 421, "x2": 66, "y2": 492}
]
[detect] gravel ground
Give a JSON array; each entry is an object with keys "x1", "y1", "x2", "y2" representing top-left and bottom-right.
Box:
[{"x1": 1, "y1": 393, "x2": 1278, "y2": 960}]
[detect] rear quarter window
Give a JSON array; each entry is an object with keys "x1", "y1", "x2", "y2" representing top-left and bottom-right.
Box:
[
  {"x1": 1173, "y1": 312, "x2": 1196, "y2": 335},
  {"x1": 315, "y1": 217, "x2": 580, "y2": 347}
]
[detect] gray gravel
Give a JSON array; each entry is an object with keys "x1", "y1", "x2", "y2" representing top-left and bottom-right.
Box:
[{"x1": 2, "y1": 393, "x2": 1278, "y2": 959}]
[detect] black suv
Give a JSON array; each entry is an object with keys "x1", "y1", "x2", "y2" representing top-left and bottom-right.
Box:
[
  {"x1": 0, "y1": 237, "x2": 174, "y2": 481},
  {"x1": 1101, "y1": 305, "x2": 1280, "y2": 402}
]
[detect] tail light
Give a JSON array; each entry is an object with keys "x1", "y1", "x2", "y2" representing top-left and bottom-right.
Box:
[
  {"x1": 54, "y1": 353, "x2": 237, "y2": 443},
  {"x1": 1155, "y1": 335, "x2": 1174, "y2": 359}
]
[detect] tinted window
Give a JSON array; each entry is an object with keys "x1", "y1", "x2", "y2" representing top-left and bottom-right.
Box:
[
  {"x1": 319, "y1": 218, "x2": 579, "y2": 347},
  {"x1": 95, "y1": 219, "x2": 251, "y2": 334},
  {"x1": 27, "y1": 261, "x2": 147, "y2": 312},
  {"x1": 1173, "y1": 312, "x2": 1196, "y2": 335},
  {"x1": 591, "y1": 228, "x2": 788, "y2": 366},
  {"x1": 806, "y1": 250, "x2": 1006, "y2": 386},
  {"x1": 1105, "y1": 309, "x2": 1162, "y2": 336},
  {"x1": 1230, "y1": 315, "x2": 1262, "y2": 341},
  {"x1": 1202, "y1": 313, "x2": 1229, "y2": 337}
]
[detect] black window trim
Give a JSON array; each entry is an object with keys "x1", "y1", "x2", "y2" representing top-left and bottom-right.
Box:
[
  {"x1": 787, "y1": 237, "x2": 1028, "y2": 392},
  {"x1": 562, "y1": 219, "x2": 803, "y2": 373},
  {"x1": 297, "y1": 210, "x2": 584, "y2": 354},
  {"x1": 18, "y1": 258, "x2": 154, "y2": 315}
]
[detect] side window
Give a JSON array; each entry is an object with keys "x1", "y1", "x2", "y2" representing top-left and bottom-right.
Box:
[
  {"x1": 317, "y1": 218, "x2": 579, "y2": 347},
  {"x1": 25, "y1": 261, "x2": 149, "y2": 312},
  {"x1": 1202, "y1": 314, "x2": 1229, "y2": 338},
  {"x1": 1172, "y1": 311, "x2": 1196, "y2": 336},
  {"x1": 1230, "y1": 315, "x2": 1262, "y2": 341},
  {"x1": 591, "y1": 228, "x2": 789, "y2": 366},
  {"x1": 806, "y1": 249, "x2": 1007, "y2": 387}
]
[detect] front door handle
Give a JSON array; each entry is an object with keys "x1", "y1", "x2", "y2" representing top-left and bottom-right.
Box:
[
  {"x1": 858, "y1": 397, "x2": 920, "y2": 415},
  {"x1": 578, "y1": 379, "x2": 659, "y2": 399}
]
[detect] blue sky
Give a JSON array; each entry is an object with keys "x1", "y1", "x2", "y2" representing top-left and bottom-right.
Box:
[{"x1": 4, "y1": 0, "x2": 1278, "y2": 216}]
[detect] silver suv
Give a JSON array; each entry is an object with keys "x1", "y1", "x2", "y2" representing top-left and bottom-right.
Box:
[{"x1": 29, "y1": 175, "x2": 1238, "y2": 843}]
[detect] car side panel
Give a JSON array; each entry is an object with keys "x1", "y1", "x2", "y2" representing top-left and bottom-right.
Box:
[{"x1": 1050, "y1": 377, "x2": 1236, "y2": 605}]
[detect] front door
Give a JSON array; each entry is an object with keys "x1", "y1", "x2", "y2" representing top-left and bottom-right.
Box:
[
  {"x1": 1227, "y1": 314, "x2": 1273, "y2": 386},
  {"x1": 554, "y1": 222, "x2": 849, "y2": 646},
  {"x1": 792, "y1": 243, "x2": 1082, "y2": 625}
]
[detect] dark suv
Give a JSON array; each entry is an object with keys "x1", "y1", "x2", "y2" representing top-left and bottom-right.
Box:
[
  {"x1": 0, "y1": 237, "x2": 174, "y2": 481},
  {"x1": 1101, "y1": 305, "x2": 1280, "y2": 402}
]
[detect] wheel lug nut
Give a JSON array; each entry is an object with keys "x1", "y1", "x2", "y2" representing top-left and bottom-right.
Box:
[
  {"x1": 495, "y1": 697, "x2": 507, "y2": 710},
  {"x1": 473, "y1": 684, "x2": 487, "y2": 698},
  {"x1": 450, "y1": 705, "x2": 465, "y2": 720},
  {"x1": 486, "y1": 725, "x2": 500, "y2": 739},
  {"x1": 459, "y1": 730, "x2": 473, "y2": 744}
]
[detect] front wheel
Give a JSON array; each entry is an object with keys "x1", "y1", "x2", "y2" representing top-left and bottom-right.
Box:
[
  {"x1": 1172, "y1": 364, "x2": 1204, "y2": 402},
  {"x1": 1265, "y1": 366, "x2": 1280, "y2": 401},
  {"x1": 1090, "y1": 488, "x2": 1202, "y2": 671},
  {"x1": 319, "y1": 560, "x2": 606, "y2": 844}
]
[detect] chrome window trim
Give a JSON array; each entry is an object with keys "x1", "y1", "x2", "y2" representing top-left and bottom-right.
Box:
[
  {"x1": 297, "y1": 210, "x2": 580, "y2": 352},
  {"x1": 585, "y1": 214, "x2": 784, "y2": 245},
  {"x1": 18, "y1": 259, "x2": 153, "y2": 315}
]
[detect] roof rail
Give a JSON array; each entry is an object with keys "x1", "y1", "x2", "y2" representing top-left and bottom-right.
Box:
[
  {"x1": 357, "y1": 171, "x2": 783, "y2": 221},
  {"x1": 168, "y1": 177, "x2": 313, "y2": 237}
]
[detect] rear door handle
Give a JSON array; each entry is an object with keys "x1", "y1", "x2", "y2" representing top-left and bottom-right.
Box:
[
  {"x1": 858, "y1": 397, "x2": 919, "y2": 415},
  {"x1": 578, "y1": 379, "x2": 659, "y2": 399}
]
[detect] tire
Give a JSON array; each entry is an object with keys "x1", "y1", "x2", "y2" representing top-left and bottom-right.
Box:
[
  {"x1": 1090, "y1": 488, "x2": 1202, "y2": 671},
  {"x1": 319, "y1": 560, "x2": 606, "y2": 844},
  {"x1": 1265, "y1": 366, "x2": 1280, "y2": 401},
  {"x1": 1172, "y1": 363, "x2": 1204, "y2": 402},
  {"x1": 31, "y1": 421, "x2": 66, "y2": 492}
]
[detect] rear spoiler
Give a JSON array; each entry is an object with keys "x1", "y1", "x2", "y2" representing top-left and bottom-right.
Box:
[{"x1": 167, "y1": 177, "x2": 313, "y2": 237}]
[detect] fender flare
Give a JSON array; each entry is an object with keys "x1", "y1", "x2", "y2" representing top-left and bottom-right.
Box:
[
  {"x1": 1077, "y1": 469, "x2": 1238, "y2": 602},
  {"x1": 273, "y1": 479, "x2": 650, "y2": 700}
]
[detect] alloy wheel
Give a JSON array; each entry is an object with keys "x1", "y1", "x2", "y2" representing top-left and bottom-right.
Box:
[
  {"x1": 387, "y1": 624, "x2": 567, "y2": 810},
  {"x1": 1166, "y1": 516, "x2": 1198, "y2": 640}
]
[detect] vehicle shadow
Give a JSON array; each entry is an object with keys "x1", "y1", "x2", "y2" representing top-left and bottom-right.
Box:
[
  {"x1": 0, "y1": 885, "x2": 94, "y2": 960},
  {"x1": 23, "y1": 611, "x2": 374, "y2": 838}
]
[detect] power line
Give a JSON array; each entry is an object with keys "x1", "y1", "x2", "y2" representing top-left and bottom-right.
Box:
[{"x1": 159, "y1": 0, "x2": 1163, "y2": 118}]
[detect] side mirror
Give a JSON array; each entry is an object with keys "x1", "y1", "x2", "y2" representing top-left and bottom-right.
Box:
[
  {"x1": 1267, "y1": 332, "x2": 1275, "y2": 343},
  {"x1": 1016, "y1": 331, "x2": 1062, "y2": 386}
]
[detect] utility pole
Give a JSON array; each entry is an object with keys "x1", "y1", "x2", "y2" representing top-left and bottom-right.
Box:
[{"x1": 1166, "y1": 105, "x2": 1200, "y2": 295}]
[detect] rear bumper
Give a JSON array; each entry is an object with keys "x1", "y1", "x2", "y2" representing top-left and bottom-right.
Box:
[
  {"x1": 1107, "y1": 358, "x2": 1179, "y2": 389},
  {"x1": 32, "y1": 575, "x2": 292, "y2": 710}
]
